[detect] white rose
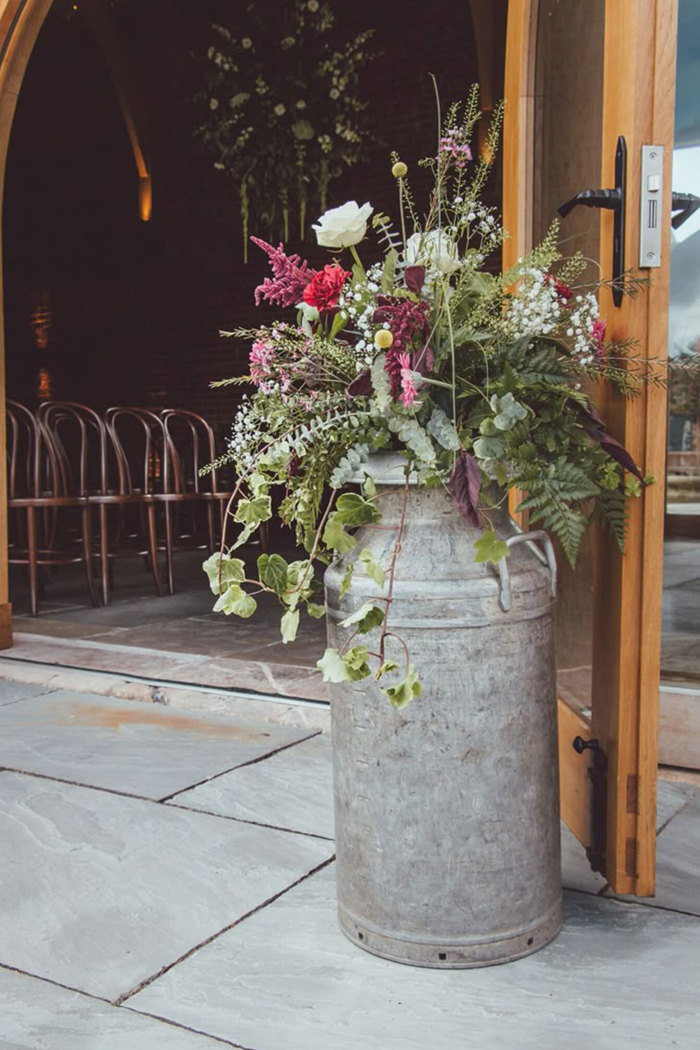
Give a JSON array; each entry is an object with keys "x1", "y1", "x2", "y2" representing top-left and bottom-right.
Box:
[
  {"x1": 405, "y1": 229, "x2": 461, "y2": 275},
  {"x1": 312, "y1": 201, "x2": 373, "y2": 249}
]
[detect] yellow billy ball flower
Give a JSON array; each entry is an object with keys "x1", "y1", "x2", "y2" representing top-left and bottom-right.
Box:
[
  {"x1": 374, "y1": 329, "x2": 394, "y2": 349},
  {"x1": 391, "y1": 161, "x2": 408, "y2": 179}
]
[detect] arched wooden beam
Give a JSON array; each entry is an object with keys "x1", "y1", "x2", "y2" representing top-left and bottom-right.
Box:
[{"x1": 78, "y1": 0, "x2": 152, "y2": 220}]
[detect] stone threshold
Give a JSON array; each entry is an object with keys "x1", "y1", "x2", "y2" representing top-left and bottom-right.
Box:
[{"x1": 0, "y1": 642, "x2": 331, "y2": 733}]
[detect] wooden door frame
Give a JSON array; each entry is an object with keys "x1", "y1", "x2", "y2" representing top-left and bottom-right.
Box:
[{"x1": 504, "y1": 0, "x2": 677, "y2": 895}]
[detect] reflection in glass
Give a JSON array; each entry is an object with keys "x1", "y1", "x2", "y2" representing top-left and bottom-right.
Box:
[{"x1": 662, "y1": 0, "x2": 700, "y2": 685}]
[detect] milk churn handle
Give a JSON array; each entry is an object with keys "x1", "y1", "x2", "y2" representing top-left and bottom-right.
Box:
[{"x1": 497, "y1": 531, "x2": 558, "y2": 612}]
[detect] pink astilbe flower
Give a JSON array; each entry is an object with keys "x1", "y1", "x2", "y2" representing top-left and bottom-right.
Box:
[
  {"x1": 249, "y1": 340, "x2": 276, "y2": 384},
  {"x1": 251, "y1": 237, "x2": 317, "y2": 308},
  {"x1": 592, "y1": 319, "x2": 607, "y2": 360},
  {"x1": 398, "y1": 351, "x2": 419, "y2": 407}
]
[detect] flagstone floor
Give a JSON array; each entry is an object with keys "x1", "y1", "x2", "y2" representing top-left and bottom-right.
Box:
[{"x1": 0, "y1": 675, "x2": 698, "y2": 1050}]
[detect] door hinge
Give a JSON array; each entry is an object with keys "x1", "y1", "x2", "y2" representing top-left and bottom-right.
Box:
[{"x1": 573, "y1": 736, "x2": 608, "y2": 875}]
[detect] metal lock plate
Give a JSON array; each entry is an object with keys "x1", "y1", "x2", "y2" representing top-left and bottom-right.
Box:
[{"x1": 639, "y1": 145, "x2": 664, "y2": 268}]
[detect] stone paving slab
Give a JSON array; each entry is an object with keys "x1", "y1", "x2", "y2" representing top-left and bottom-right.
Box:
[
  {"x1": 0, "y1": 966, "x2": 228, "y2": 1050},
  {"x1": 606, "y1": 791, "x2": 700, "y2": 916},
  {"x1": 0, "y1": 691, "x2": 313, "y2": 799},
  {"x1": 129, "y1": 865, "x2": 700, "y2": 1050},
  {"x1": 171, "y1": 734, "x2": 335, "y2": 839},
  {"x1": 0, "y1": 679, "x2": 55, "y2": 708},
  {"x1": 0, "y1": 773, "x2": 333, "y2": 1002}
]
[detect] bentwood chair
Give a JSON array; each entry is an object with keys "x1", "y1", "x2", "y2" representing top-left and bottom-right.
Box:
[
  {"x1": 6, "y1": 399, "x2": 98, "y2": 615},
  {"x1": 38, "y1": 401, "x2": 162, "y2": 604},
  {"x1": 104, "y1": 406, "x2": 167, "y2": 596},
  {"x1": 158, "y1": 409, "x2": 238, "y2": 593}
]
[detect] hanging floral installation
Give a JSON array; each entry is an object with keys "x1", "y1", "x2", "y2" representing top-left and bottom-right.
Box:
[{"x1": 195, "y1": 0, "x2": 376, "y2": 259}]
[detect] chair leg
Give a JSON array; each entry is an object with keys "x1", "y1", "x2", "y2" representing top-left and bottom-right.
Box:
[
  {"x1": 206, "y1": 501, "x2": 216, "y2": 554},
  {"x1": 99, "y1": 504, "x2": 110, "y2": 606},
  {"x1": 27, "y1": 507, "x2": 38, "y2": 617},
  {"x1": 146, "y1": 502, "x2": 165, "y2": 596},
  {"x1": 81, "y1": 505, "x2": 100, "y2": 607},
  {"x1": 164, "y1": 504, "x2": 175, "y2": 595}
]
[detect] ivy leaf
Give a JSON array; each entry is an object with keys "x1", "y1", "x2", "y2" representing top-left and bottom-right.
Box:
[
  {"x1": 359, "y1": 548, "x2": 385, "y2": 588},
  {"x1": 257, "y1": 553, "x2": 288, "y2": 596},
  {"x1": 284, "y1": 560, "x2": 313, "y2": 608},
  {"x1": 202, "y1": 553, "x2": 245, "y2": 595},
  {"x1": 448, "y1": 451, "x2": 481, "y2": 527},
  {"x1": 322, "y1": 515, "x2": 357, "y2": 553},
  {"x1": 317, "y1": 646, "x2": 371, "y2": 683},
  {"x1": 339, "y1": 562, "x2": 354, "y2": 598},
  {"x1": 335, "y1": 492, "x2": 382, "y2": 526},
  {"x1": 374, "y1": 660, "x2": 399, "y2": 680},
  {"x1": 280, "y1": 608, "x2": 300, "y2": 644},
  {"x1": 382, "y1": 665, "x2": 422, "y2": 708},
  {"x1": 234, "y1": 495, "x2": 272, "y2": 526},
  {"x1": 213, "y1": 584, "x2": 257, "y2": 618},
  {"x1": 473, "y1": 529, "x2": 509, "y2": 565},
  {"x1": 317, "y1": 648, "x2": 351, "y2": 683},
  {"x1": 343, "y1": 646, "x2": 372, "y2": 680},
  {"x1": 362, "y1": 474, "x2": 377, "y2": 498},
  {"x1": 306, "y1": 602, "x2": 326, "y2": 619},
  {"x1": 340, "y1": 601, "x2": 385, "y2": 634}
]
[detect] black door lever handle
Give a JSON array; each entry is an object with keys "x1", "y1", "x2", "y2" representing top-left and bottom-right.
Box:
[
  {"x1": 671, "y1": 191, "x2": 700, "y2": 229},
  {"x1": 558, "y1": 187, "x2": 622, "y2": 219},
  {"x1": 557, "y1": 136, "x2": 627, "y2": 306}
]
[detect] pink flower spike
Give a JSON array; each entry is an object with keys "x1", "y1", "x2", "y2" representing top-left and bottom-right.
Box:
[
  {"x1": 251, "y1": 237, "x2": 317, "y2": 308},
  {"x1": 398, "y1": 352, "x2": 419, "y2": 407},
  {"x1": 592, "y1": 319, "x2": 607, "y2": 360}
]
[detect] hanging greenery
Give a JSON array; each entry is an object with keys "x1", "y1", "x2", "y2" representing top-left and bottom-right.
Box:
[{"x1": 194, "y1": 0, "x2": 376, "y2": 259}]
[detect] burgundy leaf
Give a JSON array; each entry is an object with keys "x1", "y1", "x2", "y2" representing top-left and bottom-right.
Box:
[
  {"x1": 404, "y1": 266, "x2": 425, "y2": 296},
  {"x1": 448, "y1": 451, "x2": 482, "y2": 526},
  {"x1": 578, "y1": 407, "x2": 644, "y2": 481},
  {"x1": 348, "y1": 370, "x2": 372, "y2": 397},
  {"x1": 412, "y1": 343, "x2": 435, "y2": 375}
]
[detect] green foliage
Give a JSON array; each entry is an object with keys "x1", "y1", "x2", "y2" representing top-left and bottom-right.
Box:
[
  {"x1": 381, "y1": 665, "x2": 422, "y2": 709},
  {"x1": 213, "y1": 585, "x2": 257, "y2": 618},
  {"x1": 359, "y1": 549, "x2": 386, "y2": 588},
  {"x1": 339, "y1": 602, "x2": 386, "y2": 634},
  {"x1": 473, "y1": 529, "x2": 509, "y2": 565},
  {"x1": 202, "y1": 553, "x2": 245, "y2": 595}
]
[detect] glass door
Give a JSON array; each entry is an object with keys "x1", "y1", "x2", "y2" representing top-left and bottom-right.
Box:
[{"x1": 660, "y1": 0, "x2": 700, "y2": 769}]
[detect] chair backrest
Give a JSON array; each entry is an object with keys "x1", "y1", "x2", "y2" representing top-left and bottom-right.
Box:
[
  {"x1": 105, "y1": 407, "x2": 170, "y2": 496},
  {"x1": 6, "y1": 399, "x2": 61, "y2": 500},
  {"x1": 161, "y1": 409, "x2": 219, "y2": 494},
  {"x1": 37, "y1": 401, "x2": 110, "y2": 497}
]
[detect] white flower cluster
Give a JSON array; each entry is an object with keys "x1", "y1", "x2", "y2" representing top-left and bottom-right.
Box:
[
  {"x1": 563, "y1": 292, "x2": 601, "y2": 365},
  {"x1": 506, "y1": 267, "x2": 563, "y2": 340},
  {"x1": 456, "y1": 199, "x2": 502, "y2": 255},
  {"x1": 337, "y1": 262, "x2": 382, "y2": 371},
  {"x1": 227, "y1": 396, "x2": 265, "y2": 469}
]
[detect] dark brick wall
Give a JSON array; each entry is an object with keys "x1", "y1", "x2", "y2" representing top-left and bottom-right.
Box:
[{"x1": 4, "y1": 0, "x2": 506, "y2": 451}]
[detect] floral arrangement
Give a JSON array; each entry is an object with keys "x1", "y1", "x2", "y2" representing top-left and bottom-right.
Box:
[
  {"x1": 204, "y1": 87, "x2": 659, "y2": 706},
  {"x1": 195, "y1": 0, "x2": 375, "y2": 257}
]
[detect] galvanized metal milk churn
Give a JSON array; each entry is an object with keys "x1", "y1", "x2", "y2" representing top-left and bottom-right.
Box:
[{"x1": 325, "y1": 454, "x2": 561, "y2": 968}]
